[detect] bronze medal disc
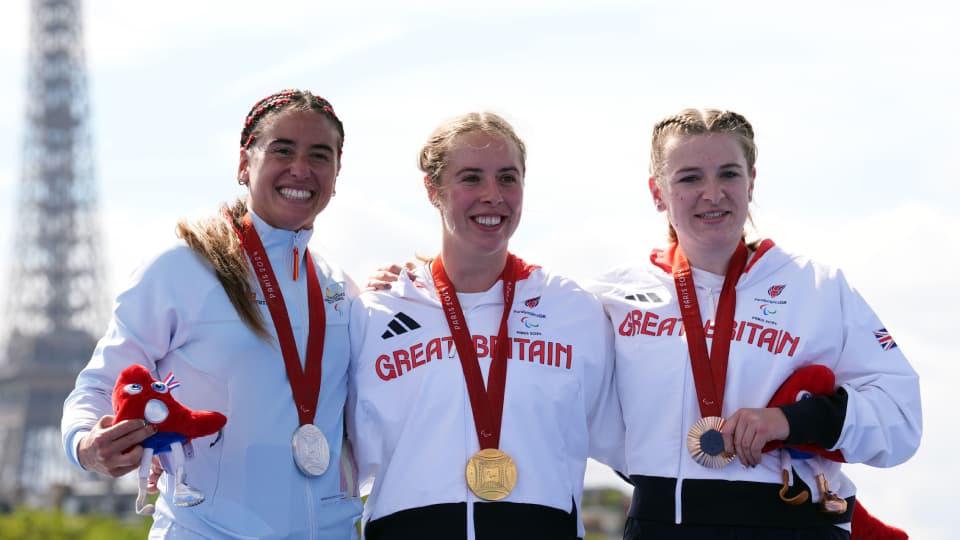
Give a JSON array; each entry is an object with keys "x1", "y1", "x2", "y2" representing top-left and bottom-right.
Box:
[
  {"x1": 465, "y1": 448, "x2": 517, "y2": 501},
  {"x1": 687, "y1": 416, "x2": 735, "y2": 469},
  {"x1": 292, "y1": 424, "x2": 330, "y2": 477}
]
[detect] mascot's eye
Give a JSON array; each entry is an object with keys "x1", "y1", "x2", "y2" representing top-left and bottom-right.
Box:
[
  {"x1": 151, "y1": 381, "x2": 169, "y2": 393},
  {"x1": 123, "y1": 383, "x2": 142, "y2": 395},
  {"x1": 795, "y1": 390, "x2": 812, "y2": 401}
]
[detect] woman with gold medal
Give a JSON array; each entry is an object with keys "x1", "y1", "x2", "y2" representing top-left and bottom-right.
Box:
[
  {"x1": 588, "y1": 109, "x2": 922, "y2": 539},
  {"x1": 347, "y1": 112, "x2": 625, "y2": 540}
]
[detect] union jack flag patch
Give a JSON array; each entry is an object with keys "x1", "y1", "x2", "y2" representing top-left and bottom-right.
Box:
[{"x1": 873, "y1": 328, "x2": 897, "y2": 351}]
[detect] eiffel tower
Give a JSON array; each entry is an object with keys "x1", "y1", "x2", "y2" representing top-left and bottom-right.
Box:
[{"x1": 0, "y1": 0, "x2": 111, "y2": 508}]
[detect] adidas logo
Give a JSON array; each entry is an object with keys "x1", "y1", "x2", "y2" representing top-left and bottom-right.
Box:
[
  {"x1": 625, "y1": 292, "x2": 663, "y2": 303},
  {"x1": 381, "y1": 312, "x2": 422, "y2": 339}
]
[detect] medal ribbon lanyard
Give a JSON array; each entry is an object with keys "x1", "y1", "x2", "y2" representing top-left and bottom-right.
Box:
[
  {"x1": 672, "y1": 242, "x2": 748, "y2": 419},
  {"x1": 432, "y1": 253, "x2": 518, "y2": 450},
  {"x1": 229, "y1": 211, "x2": 326, "y2": 427}
]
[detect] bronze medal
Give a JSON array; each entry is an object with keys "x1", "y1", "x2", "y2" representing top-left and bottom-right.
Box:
[
  {"x1": 292, "y1": 424, "x2": 330, "y2": 477},
  {"x1": 816, "y1": 473, "x2": 849, "y2": 514},
  {"x1": 672, "y1": 244, "x2": 749, "y2": 470},
  {"x1": 687, "y1": 416, "x2": 734, "y2": 468},
  {"x1": 465, "y1": 448, "x2": 517, "y2": 501}
]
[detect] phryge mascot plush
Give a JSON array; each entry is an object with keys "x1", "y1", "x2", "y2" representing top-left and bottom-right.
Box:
[
  {"x1": 112, "y1": 364, "x2": 227, "y2": 515},
  {"x1": 763, "y1": 365, "x2": 908, "y2": 540}
]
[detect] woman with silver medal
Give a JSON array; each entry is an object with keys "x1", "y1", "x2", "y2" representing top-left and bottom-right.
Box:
[
  {"x1": 61, "y1": 89, "x2": 362, "y2": 538},
  {"x1": 348, "y1": 113, "x2": 625, "y2": 540},
  {"x1": 588, "y1": 109, "x2": 922, "y2": 539}
]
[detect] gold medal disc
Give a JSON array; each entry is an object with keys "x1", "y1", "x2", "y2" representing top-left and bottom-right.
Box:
[
  {"x1": 465, "y1": 448, "x2": 517, "y2": 501},
  {"x1": 687, "y1": 416, "x2": 735, "y2": 468}
]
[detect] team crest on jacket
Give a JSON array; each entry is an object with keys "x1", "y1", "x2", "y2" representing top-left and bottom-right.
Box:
[
  {"x1": 324, "y1": 282, "x2": 346, "y2": 304},
  {"x1": 873, "y1": 328, "x2": 898, "y2": 351},
  {"x1": 524, "y1": 296, "x2": 540, "y2": 309},
  {"x1": 513, "y1": 305, "x2": 547, "y2": 337},
  {"x1": 768, "y1": 284, "x2": 787, "y2": 298}
]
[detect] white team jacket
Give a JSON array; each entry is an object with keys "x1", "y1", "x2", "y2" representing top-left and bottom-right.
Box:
[
  {"x1": 347, "y1": 258, "x2": 624, "y2": 539},
  {"x1": 588, "y1": 240, "x2": 922, "y2": 526},
  {"x1": 61, "y1": 211, "x2": 361, "y2": 540}
]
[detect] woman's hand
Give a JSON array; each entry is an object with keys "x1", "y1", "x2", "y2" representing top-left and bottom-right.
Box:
[
  {"x1": 721, "y1": 407, "x2": 789, "y2": 467},
  {"x1": 365, "y1": 261, "x2": 416, "y2": 291},
  {"x1": 77, "y1": 415, "x2": 156, "y2": 477}
]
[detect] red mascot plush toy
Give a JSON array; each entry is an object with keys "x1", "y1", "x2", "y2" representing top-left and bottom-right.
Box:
[
  {"x1": 763, "y1": 365, "x2": 907, "y2": 539},
  {"x1": 113, "y1": 364, "x2": 227, "y2": 515}
]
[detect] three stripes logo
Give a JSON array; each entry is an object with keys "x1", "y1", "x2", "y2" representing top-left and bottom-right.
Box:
[
  {"x1": 625, "y1": 292, "x2": 663, "y2": 303},
  {"x1": 381, "y1": 312, "x2": 422, "y2": 339}
]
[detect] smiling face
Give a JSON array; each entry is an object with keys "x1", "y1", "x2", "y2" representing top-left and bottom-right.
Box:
[
  {"x1": 650, "y1": 133, "x2": 755, "y2": 271},
  {"x1": 427, "y1": 130, "x2": 524, "y2": 261},
  {"x1": 237, "y1": 109, "x2": 341, "y2": 231}
]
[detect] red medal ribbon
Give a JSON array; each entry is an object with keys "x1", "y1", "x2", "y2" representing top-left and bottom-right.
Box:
[
  {"x1": 230, "y1": 211, "x2": 326, "y2": 426},
  {"x1": 432, "y1": 253, "x2": 518, "y2": 450},
  {"x1": 672, "y1": 242, "x2": 749, "y2": 419}
]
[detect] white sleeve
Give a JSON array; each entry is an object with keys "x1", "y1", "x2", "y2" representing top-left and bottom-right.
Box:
[
  {"x1": 60, "y1": 250, "x2": 188, "y2": 468},
  {"x1": 582, "y1": 292, "x2": 627, "y2": 472},
  {"x1": 346, "y1": 293, "x2": 375, "y2": 494},
  {"x1": 831, "y1": 270, "x2": 922, "y2": 467}
]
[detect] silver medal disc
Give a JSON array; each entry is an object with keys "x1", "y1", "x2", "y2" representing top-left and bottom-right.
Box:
[{"x1": 291, "y1": 424, "x2": 330, "y2": 477}]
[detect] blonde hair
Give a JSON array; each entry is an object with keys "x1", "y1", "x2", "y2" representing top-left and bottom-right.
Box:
[
  {"x1": 175, "y1": 199, "x2": 271, "y2": 341},
  {"x1": 649, "y1": 108, "x2": 758, "y2": 243},
  {"x1": 418, "y1": 112, "x2": 527, "y2": 191}
]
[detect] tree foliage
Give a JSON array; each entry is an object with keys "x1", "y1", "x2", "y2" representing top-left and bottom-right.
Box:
[{"x1": 0, "y1": 507, "x2": 150, "y2": 540}]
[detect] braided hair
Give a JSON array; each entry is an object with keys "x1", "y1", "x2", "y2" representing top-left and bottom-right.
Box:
[
  {"x1": 176, "y1": 89, "x2": 344, "y2": 341},
  {"x1": 241, "y1": 89, "x2": 344, "y2": 154},
  {"x1": 649, "y1": 108, "x2": 758, "y2": 243}
]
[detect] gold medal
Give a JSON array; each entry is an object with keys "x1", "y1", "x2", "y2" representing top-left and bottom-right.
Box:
[
  {"x1": 465, "y1": 448, "x2": 517, "y2": 500},
  {"x1": 687, "y1": 416, "x2": 735, "y2": 468}
]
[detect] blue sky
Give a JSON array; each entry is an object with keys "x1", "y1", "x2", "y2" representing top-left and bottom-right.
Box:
[{"x1": 1, "y1": 1, "x2": 956, "y2": 536}]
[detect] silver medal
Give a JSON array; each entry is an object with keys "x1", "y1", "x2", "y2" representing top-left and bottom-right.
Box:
[{"x1": 291, "y1": 424, "x2": 330, "y2": 476}]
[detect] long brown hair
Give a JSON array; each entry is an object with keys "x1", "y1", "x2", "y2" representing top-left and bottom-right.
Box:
[{"x1": 176, "y1": 199, "x2": 271, "y2": 340}]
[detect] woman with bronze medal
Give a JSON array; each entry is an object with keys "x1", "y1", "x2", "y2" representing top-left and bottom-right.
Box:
[
  {"x1": 62, "y1": 90, "x2": 362, "y2": 538},
  {"x1": 347, "y1": 113, "x2": 625, "y2": 540},
  {"x1": 589, "y1": 109, "x2": 922, "y2": 539}
]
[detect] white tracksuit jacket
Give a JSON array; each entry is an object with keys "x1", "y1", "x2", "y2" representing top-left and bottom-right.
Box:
[
  {"x1": 588, "y1": 240, "x2": 922, "y2": 530},
  {"x1": 61, "y1": 211, "x2": 362, "y2": 539},
  {"x1": 348, "y1": 257, "x2": 625, "y2": 540}
]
